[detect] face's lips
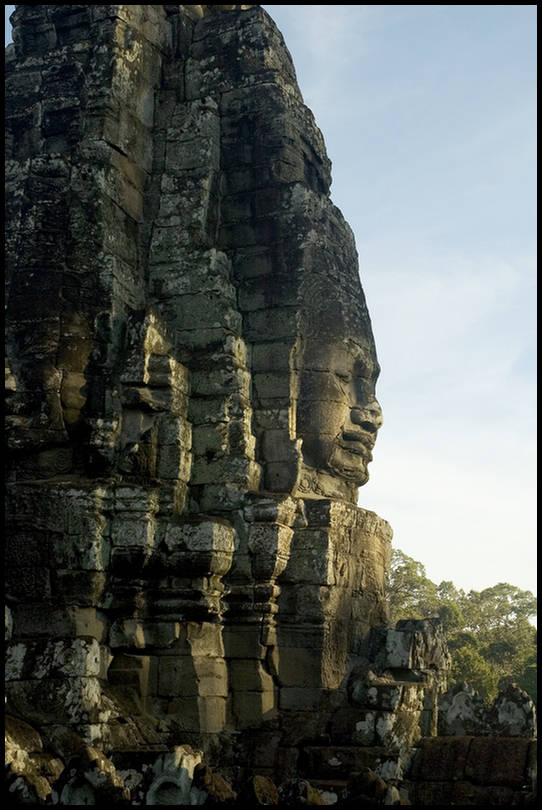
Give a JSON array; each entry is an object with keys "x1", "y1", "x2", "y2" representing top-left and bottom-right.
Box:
[{"x1": 339, "y1": 431, "x2": 375, "y2": 461}]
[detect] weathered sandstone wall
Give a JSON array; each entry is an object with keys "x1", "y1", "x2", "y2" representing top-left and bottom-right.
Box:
[
  {"x1": 5, "y1": 2, "x2": 392, "y2": 771},
  {"x1": 6, "y1": 5, "x2": 534, "y2": 806}
]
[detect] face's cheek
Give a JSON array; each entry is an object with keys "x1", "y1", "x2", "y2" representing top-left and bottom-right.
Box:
[{"x1": 297, "y1": 393, "x2": 350, "y2": 469}]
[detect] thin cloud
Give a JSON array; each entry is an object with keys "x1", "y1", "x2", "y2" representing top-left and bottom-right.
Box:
[
  {"x1": 366, "y1": 250, "x2": 534, "y2": 384},
  {"x1": 362, "y1": 443, "x2": 537, "y2": 594}
]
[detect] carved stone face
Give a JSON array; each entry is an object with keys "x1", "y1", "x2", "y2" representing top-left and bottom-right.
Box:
[{"x1": 296, "y1": 338, "x2": 382, "y2": 486}]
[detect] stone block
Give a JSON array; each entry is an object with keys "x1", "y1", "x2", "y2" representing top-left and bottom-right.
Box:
[
  {"x1": 280, "y1": 548, "x2": 334, "y2": 585},
  {"x1": 363, "y1": 681, "x2": 403, "y2": 711},
  {"x1": 5, "y1": 606, "x2": 13, "y2": 642},
  {"x1": 109, "y1": 620, "x2": 181, "y2": 650},
  {"x1": 187, "y1": 396, "x2": 230, "y2": 425},
  {"x1": 247, "y1": 523, "x2": 293, "y2": 557},
  {"x1": 110, "y1": 517, "x2": 156, "y2": 549},
  {"x1": 109, "y1": 620, "x2": 147, "y2": 650},
  {"x1": 352, "y1": 710, "x2": 377, "y2": 745},
  {"x1": 164, "y1": 133, "x2": 219, "y2": 176},
  {"x1": 491, "y1": 683, "x2": 537, "y2": 738},
  {"x1": 10, "y1": 606, "x2": 108, "y2": 642},
  {"x1": 384, "y1": 628, "x2": 414, "y2": 669},
  {"x1": 232, "y1": 688, "x2": 277, "y2": 729},
  {"x1": 108, "y1": 654, "x2": 159, "y2": 698},
  {"x1": 229, "y1": 659, "x2": 275, "y2": 693},
  {"x1": 158, "y1": 481, "x2": 189, "y2": 516},
  {"x1": 163, "y1": 696, "x2": 200, "y2": 732},
  {"x1": 158, "y1": 656, "x2": 199, "y2": 697},
  {"x1": 149, "y1": 224, "x2": 193, "y2": 260},
  {"x1": 191, "y1": 422, "x2": 229, "y2": 456},
  {"x1": 191, "y1": 456, "x2": 260, "y2": 487},
  {"x1": 151, "y1": 251, "x2": 233, "y2": 297},
  {"x1": 156, "y1": 189, "x2": 211, "y2": 229},
  {"x1": 175, "y1": 324, "x2": 244, "y2": 351},
  {"x1": 374, "y1": 706, "x2": 422, "y2": 750},
  {"x1": 6, "y1": 677, "x2": 103, "y2": 725},
  {"x1": 228, "y1": 415, "x2": 257, "y2": 457},
  {"x1": 279, "y1": 687, "x2": 323, "y2": 712},
  {"x1": 233, "y1": 247, "x2": 274, "y2": 278},
  {"x1": 156, "y1": 442, "x2": 192, "y2": 480},
  {"x1": 195, "y1": 658, "x2": 229, "y2": 697},
  {"x1": 264, "y1": 461, "x2": 300, "y2": 493},
  {"x1": 159, "y1": 655, "x2": 227, "y2": 699},
  {"x1": 465, "y1": 737, "x2": 530, "y2": 788},
  {"x1": 185, "y1": 622, "x2": 226, "y2": 658},
  {"x1": 164, "y1": 520, "x2": 235, "y2": 553},
  {"x1": 328, "y1": 707, "x2": 366, "y2": 744},
  {"x1": 245, "y1": 307, "x2": 298, "y2": 341},
  {"x1": 410, "y1": 737, "x2": 471, "y2": 782},
  {"x1": 253, "y1": 371, "x2": 292, "y2": 400},
  {"x1": 112, "y1": 486, "x2": 160, "y2": 515},
  {"x1": 110, "y1": 546, "x2": 153, "y2": 577},
  {"x1": 227, "y1": 553, "x2": 253, "y2": 584},
  {"x1": 199, "y1": 483, "x2": 250, "y2": 512},
  {"x1": 155, "y1": 266, "x2": 230, "y2": 302},
  {"x1": 305, "y1": 746, "x2": 394, "y2": 780},
  {"x1": 252, "y1": 406, "x2": 291, "y2": 431},
  {"x1": 275, "y1": 647, "x2": 322, "y2": 689},
  {"x1": 191, "y1": 365, "x2": 251, "y2": 397},
  {"x1": 260, "y1": 429, "x2": 301, "y2": 465},
  {"x1": 410, "y1": 782, "x2": 455, "y2": 806},
  {"x1": 5, "y1": 566, "x2": 52, "y2": 602},
  {"x1": 157, "y1": 415, "x2": 192, "y2": 448},
  {"x1": 242, "y1": 494, "x2": 298, "y2": 526},
  {"x1": 438, "y1": 682, "x2": 490, "y2": 736},
  {"x1": 279, "y1": 579, "x2": 333, "y2": 627},
  {"x1": 50, "y1": 571, "x2": 107, "y2": 606},
  {"x1": 220, "y1": 192, "x2": 253, "y2": 226},
  {"x1": 253, "y1": 583, "x2": 281, "y2": 609},
  {"x1": 223, "y1": 626, "x2": 266, "y2": 659},
  {"x1": 290, "y1": 527, "x2": 331, "y2": 552},
  {"x1": 226, "y1": 588, "x2": 260, "y2": 619},
  {"x1": 6, "y1": 638, "x2": 104, "y2": 681},
  {"x1": 275, "y1": 625, "x2": 325, "y2": 650},
  {"x1": 198, "y1": 696, "x2": 227, "y2": 733}
]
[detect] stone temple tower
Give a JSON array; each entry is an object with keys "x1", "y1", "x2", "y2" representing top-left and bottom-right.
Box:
[{"x1": 4, "y1": 5, "x2": 463, "y2": 804}]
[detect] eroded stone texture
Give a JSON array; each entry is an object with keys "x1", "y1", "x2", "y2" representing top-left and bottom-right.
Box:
[
  {"x1": 438, "y1": 681, "x2": 537, "y2": 739},
  {"x1": 437, "y1": 682, "x2": 491, "y2": 736},
  {"x1": 5, "y1": 4, "x2": 392, "y2": 772},
  {"x1": 405, "y1": 736, "x2": 537, "y2": 807},
  {"x1": 491, "y1": 683, "x2": 537, "y2": 739},
  {"x1": 7, "y1": 4, "x2": 532, "y2": 808}
]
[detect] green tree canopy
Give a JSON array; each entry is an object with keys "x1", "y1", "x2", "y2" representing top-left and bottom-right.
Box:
[{"x1": 386, "y1": 549, "x2": 537, "y2": 703}]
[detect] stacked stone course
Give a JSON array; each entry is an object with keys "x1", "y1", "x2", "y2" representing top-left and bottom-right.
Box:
[{"x1": 5, "y1": 5, "x2": 536, "y2": 806}]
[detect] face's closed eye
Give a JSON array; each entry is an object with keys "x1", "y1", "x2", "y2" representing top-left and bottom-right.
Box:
[{"x1": 334, "y1": 370, "x2": 352, "y2": 384}]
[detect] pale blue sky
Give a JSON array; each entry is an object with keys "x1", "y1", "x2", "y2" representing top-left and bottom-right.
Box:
[
  {"x1": 262, "y1": 5, "x2": 536, "y2": 597},
  {"x1": 5, "y1": 6, "x2": 537, "y2": 596}
]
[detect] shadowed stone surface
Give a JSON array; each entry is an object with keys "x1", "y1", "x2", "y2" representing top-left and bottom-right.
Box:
[
  {"x1": 5, "y1": 0, "x2": 390, "y2": 787},
  {"x1": 4, "y1": 4, "x2": 536, "y2": 806}
]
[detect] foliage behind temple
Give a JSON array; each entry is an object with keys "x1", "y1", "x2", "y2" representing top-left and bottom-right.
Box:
[{"x1": 386, "y1": 549, "x2": 537, "y2": 703}]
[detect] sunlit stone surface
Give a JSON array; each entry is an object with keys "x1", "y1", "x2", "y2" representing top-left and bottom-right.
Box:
[{"x1": 5, "y1": 5, "x2": 535, "y2": 805}]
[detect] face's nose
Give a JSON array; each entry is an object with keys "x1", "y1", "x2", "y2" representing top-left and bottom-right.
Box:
[{"x1": 350, "y1": 398, "x2": 383, "y2": 433}]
